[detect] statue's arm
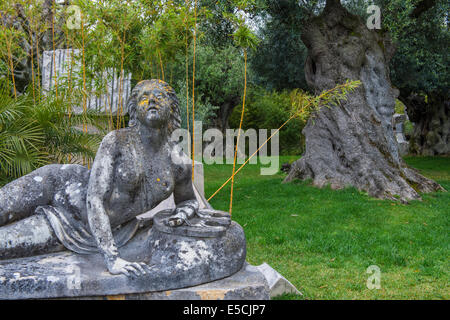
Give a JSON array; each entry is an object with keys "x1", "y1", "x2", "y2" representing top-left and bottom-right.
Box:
[
  {"x1": 171, "y1": 155, "x2": 199, "y2": 225},
  {"x1": 86, "y1": 133, "x2": 147, "y2": 276},
  {"x1": 86, "y1": 134, "x2": 118, "y2": 261}
]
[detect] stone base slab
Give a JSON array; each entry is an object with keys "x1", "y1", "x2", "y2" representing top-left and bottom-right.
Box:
[
  {"x1": 0, "y1": 221, "x2": 246, "y2": 300},
  {"x1": 64, "y1": 263, "x2": 270, "y2": 300}
]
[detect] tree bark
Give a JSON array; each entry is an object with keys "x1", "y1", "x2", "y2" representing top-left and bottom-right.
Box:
[
  {"x1": 284, "y1": 0, "x2": 444, "y2": 202},
  {"x1": 401, "y1": 93, "x2": 450, "y2": 156}
]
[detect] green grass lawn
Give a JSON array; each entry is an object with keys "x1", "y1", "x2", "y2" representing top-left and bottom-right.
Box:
[{"x1": 203, "y1": 156, "x2": 450, "y2": 300}]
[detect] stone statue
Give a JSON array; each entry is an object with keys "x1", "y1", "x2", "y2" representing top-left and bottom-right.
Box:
[{"x1": 0, "y1": 79, "x2": 204, "y2": 276}]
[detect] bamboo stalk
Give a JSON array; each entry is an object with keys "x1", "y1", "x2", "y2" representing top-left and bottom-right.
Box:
[
  {"x1": 208, "y1": 111, "x2": 297, "y2": 202},
  {"x1": 27, "y1": 2, "x2": 36, "y2": 105},
  {"x1": 105, "y1": 78, "x2": 114, "y2": 131},
  {"x1": 95, "y1": 26, "x2": 113, "y2": 130},
  {"x1": 67, "y1": 47, "x2": 74, "y2": 163},
  {"x1": 158, "y1": 49, "x2": 164, "y2": 81},
  {"x1": 229, "y1": 49, "x2": 247, "y2": 215},
  {"x1": 67, "y1": 35, "x2": 74, "y2": 97},
  {"x1": 116, "y1": 30, "x2": 126, "y2": 130},
  {"x1": 100, "y1": 48, "x2": 113, "y2": 131},
  {"x1": 81, "y1": 12, "x2": 88, "y2": 167},
  {"x1": 60, "y1": 7, "x2": 72, "y2": 164},
  {"x1": 35, "y1": 21, "x2": 41, "y2": 101},
  {"x1": 185, "y1": 1, "x2": 190, "y2": 139},
  {"x1": 191, "y1": 0, "x2": 197, "y2": 181},
  {"x1": 51, "y1": 0, "x2": 58, "y2": 97}
]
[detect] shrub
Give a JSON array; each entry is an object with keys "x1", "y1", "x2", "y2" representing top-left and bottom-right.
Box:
[
  {"x1": 229, "y1": 86, "x2": 305, "y2": 155},
  {"x1": 0, "y1": 81, "x2": 103, "y2": 185}
]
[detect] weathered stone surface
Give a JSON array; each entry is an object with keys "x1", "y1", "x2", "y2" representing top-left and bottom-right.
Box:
[
  {"x1": 193, "y1": 160, "x2": 205, "y2": 197},
  {"x1": 0, "y1": 221, "x2": 246, "y2": 300},
  {"x1": 56, "y1": 263, "x2": 269, "y2": 300},
  {"x1": 138, "y1": 161, "x2": 206, "y2": 222},
  {"x1": 153, "y1": 209, "x2": 231, "y2": 238},
  {"x1": 0, "y1": 80, "x2": 208, "y2": 277},
  {"x1": 255, "y1": 262, "x2": 301, "y2": 298}
]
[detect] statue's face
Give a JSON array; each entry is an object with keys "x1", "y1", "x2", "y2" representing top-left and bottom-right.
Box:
[{"x1": 135, "y1": 82, "x2": 172, "y2": 128}]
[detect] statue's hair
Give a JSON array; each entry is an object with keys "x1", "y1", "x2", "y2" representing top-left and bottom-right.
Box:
[{"x1": 127, "y1": 79, "x2": 181, "y2": 135}]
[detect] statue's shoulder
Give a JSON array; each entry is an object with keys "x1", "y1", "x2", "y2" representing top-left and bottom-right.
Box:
[
  {"x1": 97, "y1": 127, "x2": 135, "y2": 156},
  {"x1": 100, "y1": 127, "x2": 134, "y2": 146}
]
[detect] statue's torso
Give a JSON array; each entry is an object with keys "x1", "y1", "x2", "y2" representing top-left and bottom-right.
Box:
[
  {"x1": 50, "y1": 128, "x2": 185, "y2": 229},
  {"x1": 105, "y1": 131, "x2": 176, "y2": 227}
]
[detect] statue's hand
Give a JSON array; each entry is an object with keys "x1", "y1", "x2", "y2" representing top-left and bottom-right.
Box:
[
  {"x1": 168, "y1": 200, "x2": 198, "y2": 227},
  {"x1": 168, "y1": 208, "x2": 191, "y2": 227},
  {"x1": 107, "y1": 256, "x2": 150, "y2": 277}
]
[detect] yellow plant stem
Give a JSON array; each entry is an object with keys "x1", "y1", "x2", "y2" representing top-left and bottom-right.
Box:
[
  {"x1": 27, "y1": 4, "x2": 36, "y2": 105},
  {"x1": 185, "y1": 1, "x2": 190, "y2": 141},
  {"x1": 68, "y1": 48, "x2": 74, "y2": 163},
  {"x1": 35, "y1": 24, "x2": 41, "y2": 100},
  {"x1": 229, "y1": 49, "x2": 247, "y2": 215},
  {"x1": 51, "y1": 1, "x2": 58, "y2": 97},
  {"x1": 116, "y1": 31, "x2": 126, "y2": 130},
  {"x1": 81, "y1": 13, "x2": 88, "y2": 167},
  {"x1": 208, "y1": 111, "x2": 298, "y2": 202},
  {"x1": 158, "y1": 49, "x2": 165, "y2": 81},
  {"x1": 191, "y1": 0, "x2": 197, "y2": 181}
]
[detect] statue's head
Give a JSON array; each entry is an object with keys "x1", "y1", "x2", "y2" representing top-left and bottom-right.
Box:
[{"x1": 127, "y1": 79, "x2": 181, "y2": 135}]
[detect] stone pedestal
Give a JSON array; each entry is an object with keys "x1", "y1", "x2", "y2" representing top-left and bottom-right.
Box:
[
  {"x1": 0, "y1": 217, "x2": 246, "y2": 300},
  {"x1": 65, "y1": 263, "x2": 270, "y2": 300}
]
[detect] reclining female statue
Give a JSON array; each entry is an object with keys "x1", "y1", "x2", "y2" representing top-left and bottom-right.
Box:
[{"x1": 0, "y1": 79, "x2": 198, "y2": 277}]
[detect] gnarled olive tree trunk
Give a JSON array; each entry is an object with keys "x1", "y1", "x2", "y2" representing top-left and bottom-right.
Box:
[{"x1": 284, "y1": 0, "x2": 443, "y2": 202}]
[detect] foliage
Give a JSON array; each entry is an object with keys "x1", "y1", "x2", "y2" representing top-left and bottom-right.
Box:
[
  {"x1": 343, "y1": 0, "x2": 377, "y2": 18},
  {"x1": 249, "y1": 0, "x2": 309, "y2": 91},
  {"x1": 232, "y1": 23, "x2": 260, "y2": 51},
  {"x1": 0, "y1": 83, "x2": 45, "y2": 182},
  {"x1": 171, "y1": 43, "x2": 245, "y2": 128},
  {"x1": 289, "y1": 80, "x2": 362, "y2": 122},
  {"x1": 176, "y1": 79, "x2": 218, "y2": 130},
  {"x1": 229, "y1": 86, "x2": 304, "y2": 155},
  {"x1": 229, "y1": 80, "x2": 361, "y2": 155},
  {"x1": 0, "y1": 59, "x2": 12, "y2": 90},
  {"x1": 0, "y1": 81, "x2": 102, "y2": 186},
  {"x1": 197, "y1": 0, "x2": 237, "y2": 48},
  {"x1": 377, "y1": 0, "x2": 449, "y2": 97},
  {"x1": 222, "y1": 0, "x2": 260, "y2": 51},
  {"x1": 394, "y1": 99, "x2": 405, "y2": 114},
  {"x1": 0, "y1": 18, "x2": 26, "y2": 96}
]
